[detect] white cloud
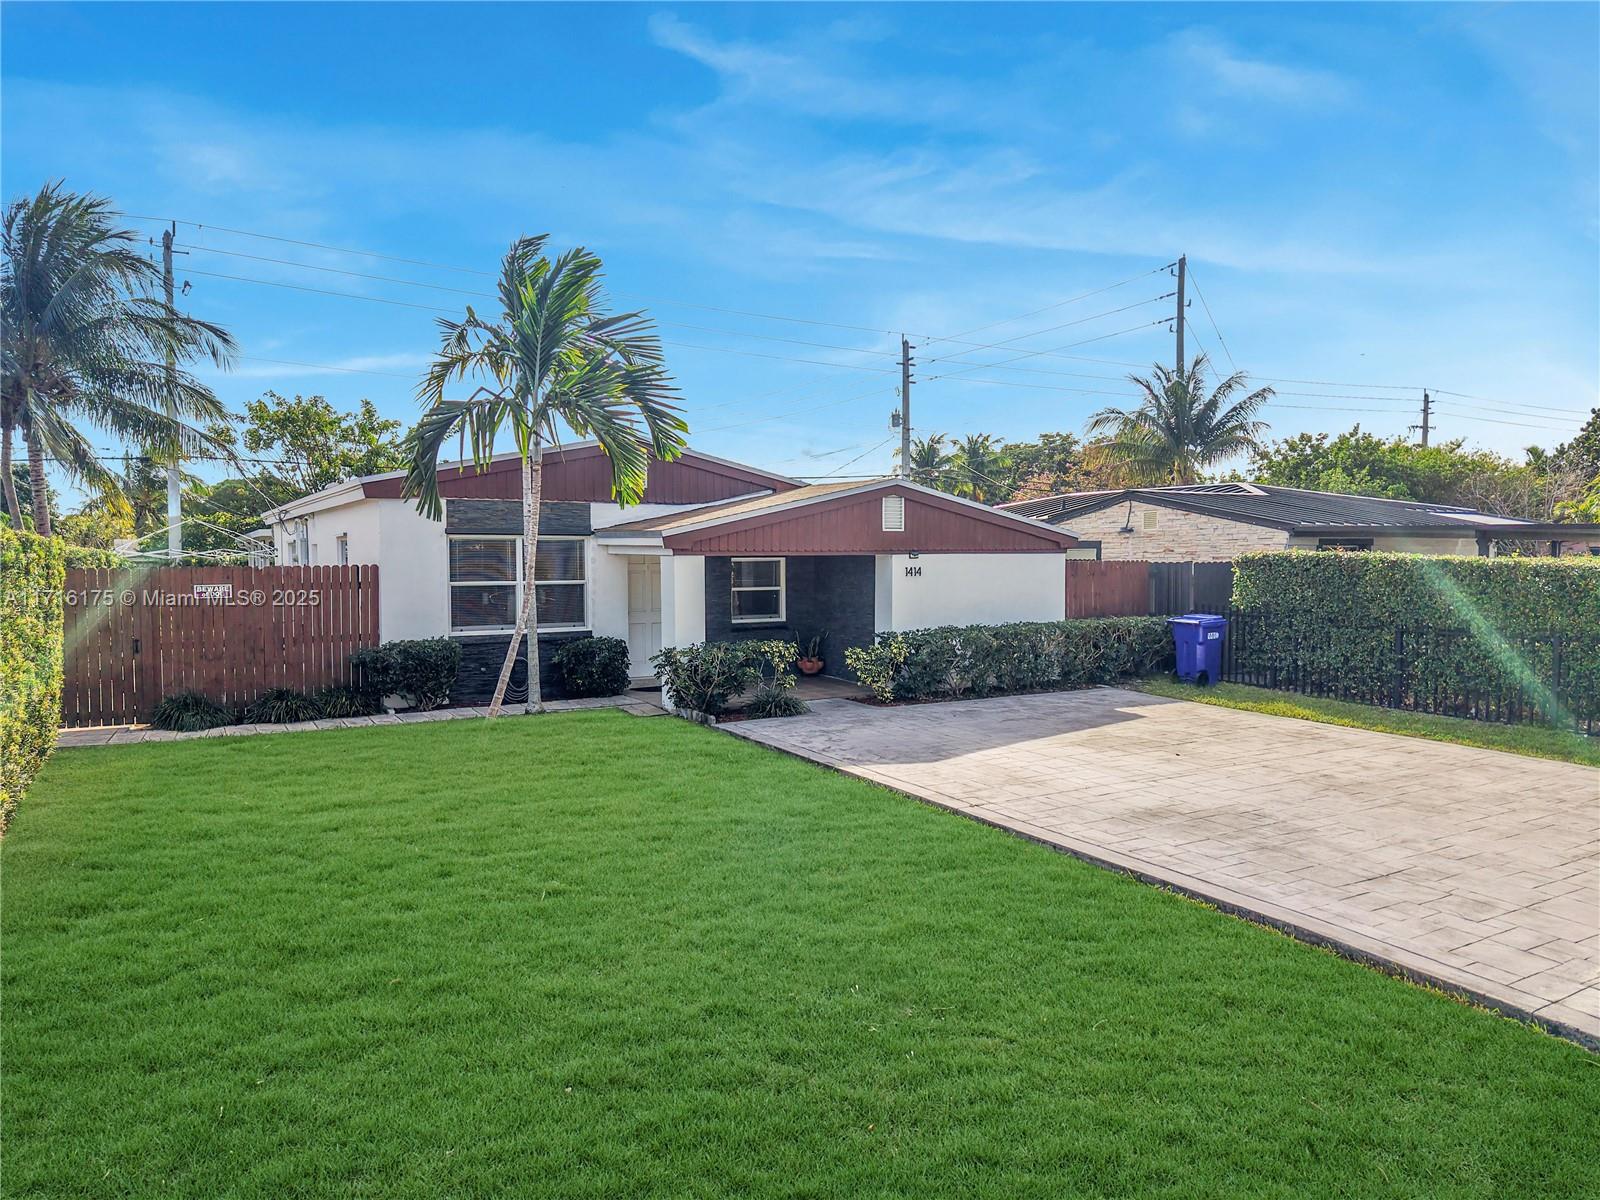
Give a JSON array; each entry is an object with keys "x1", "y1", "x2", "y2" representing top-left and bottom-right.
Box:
[
  {"x1": 647, "y1": 11, "x2": 995, "y2": 127},
  {"x1": 1169, "y1": 29, "x2": 1352, "y2": 106}
]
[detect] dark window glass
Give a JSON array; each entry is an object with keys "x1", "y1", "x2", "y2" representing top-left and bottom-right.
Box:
[
  {"x1": 534, "y1": 539, "x2": 585, "y2": 582},
  {"x1": 451, "y1": 585, "x2": 517, "y2": 629},
  {"x1": 450, "y1": 538, "x2": 518, "y2": 582},
  {"x1": 536, "y1": 583, "x2": 586, "y2": 627},
  {"x1": 731, "y1": 559, "x2": 781, "y2": 588},
  {"x1": 732, "y1": 588, "x2": 782, "y2": 620}
]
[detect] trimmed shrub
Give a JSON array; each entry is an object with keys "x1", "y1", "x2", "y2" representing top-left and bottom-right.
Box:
[
  {"x1": 63, "y1": 545, "x2": 124, "y2": 569},
  {"x1": 845, "y1": 617, "x2": 1172, "y2": 704},
  {"x1": 746, "y1": 684, "x2": 809, "y2": 719},
  {"x1": 1231, "y1": 552, "x2": 1600, "y2": 725},
  {"x1": 243, "y1": 688, "x2": 324, "y2": 724},
  {"x1": 315, "y1": 685, "x2": 381, "y2": 718},
  {"x1": 553, "y1": 636, "x2": 631, "y2": 698},
  {"x1": 651, "y1": 639, "x2": 808, "y2": 719},
  {"x1": 651, "y1": 642, "x2": 762, "y2": 718},
  {"x1": 350, "y1": 638, "x2": 461, "y2": 710},
  {"x1": 1232, "y1": 551, "x2": 1600, "y2": 632},
  {"x1": 1, "y1": 527, "x2": 65, "y2": 831},
  {"x1": 150, "y1": 690, "x2": 234, "y2": 733}
]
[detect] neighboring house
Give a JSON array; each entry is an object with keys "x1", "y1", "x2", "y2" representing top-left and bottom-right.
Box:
[
  {"x1": 265, "y1": 442, "x2": 1079, "y2": 700},
  {"x1": 999, "y1": 483, "x2": 1600, "y2": 561}
]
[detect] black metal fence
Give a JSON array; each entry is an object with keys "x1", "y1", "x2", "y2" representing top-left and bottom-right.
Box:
[
  {"x1": 1220, "y1": 608, "x2": 1598, "y2": 735},
  {"x1": 1149, "y1": 561, "x2": 1233, "y2": 615}
]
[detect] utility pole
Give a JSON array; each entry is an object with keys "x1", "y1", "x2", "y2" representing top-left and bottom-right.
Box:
[
  {"x1": 161, "y1": 224, "x2": 182, "y2": 558},
  {"x1": 1174, "y1": 254, "x2": 1187, "y2": 373},
  {"x1": 1410, "y1": 390, "x2": 1432, "y2": 446},
  {"x1": 898, "y1": 335, "x2": 913, "y2": 477}
]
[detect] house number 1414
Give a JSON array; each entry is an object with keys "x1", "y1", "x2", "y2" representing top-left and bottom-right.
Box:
[{"x1": 904, "y1": 565, "x2": 922, "y2": 577}]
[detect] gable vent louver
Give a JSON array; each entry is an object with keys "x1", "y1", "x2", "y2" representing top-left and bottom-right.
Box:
[{"x1": 882, "y1": 495, "x2": 906, "y2": 532}]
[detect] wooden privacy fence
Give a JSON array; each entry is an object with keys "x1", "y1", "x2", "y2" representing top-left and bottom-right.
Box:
[
  {"x1": 62, "y1": 565, "x2": 379, "y2": 727},
  {"x1": 1065, "y1": 560, "x2": 1233, "y2": 618}
]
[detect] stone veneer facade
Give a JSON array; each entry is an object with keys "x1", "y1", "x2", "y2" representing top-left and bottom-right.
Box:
[{"x1": 1063, "y1": 500, "x2": 1289, "y2": 561}]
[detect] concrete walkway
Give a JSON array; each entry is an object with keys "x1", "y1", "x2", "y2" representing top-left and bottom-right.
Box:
[
  {"x1": 728, "y1": 688, "x2": 1600, "y2": 1047},
  {"x1": 56, "y1": 694, "x2": 665, "y2": 748}
]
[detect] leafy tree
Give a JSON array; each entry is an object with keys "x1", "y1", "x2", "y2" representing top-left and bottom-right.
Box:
[
  {"x1": 947, "y1": 433, "x2": 1013, "y2": 503},
  {"x1": 0, "y1": 463, "x2": 56, "y2": 530},
  {"x1": 897, "y1": 433, "x2": 951, "y2": 487},
  {"x1": 405, "y1": 235, "x2": 686, "y2": 715},
  {"x1": 1086, "y1": 353, "x2": 1272, "y2": 485},
  {"x1": 1, "y1": 182, "x2": 235, "y2": 535},
  {"x1": 1248, "y1": 426, "x2": 1559, "y2": 519},
  {"x1": 221, "y1": 392, "x2": 405, "y2": 495}
]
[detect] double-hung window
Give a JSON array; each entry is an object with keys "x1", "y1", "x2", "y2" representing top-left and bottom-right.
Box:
[
  {"x1": 449, "y1": 536, "x2": 520, "y2": 631},
  {"x1": 532, "y1": 536, "x2": 588, "y2": 629},
  {"x1": 730, "y1": 557, "x2": 784, "y2": 623},
  {"x1": 448, "y1": 536, "x2": 589, "y2": 633}
]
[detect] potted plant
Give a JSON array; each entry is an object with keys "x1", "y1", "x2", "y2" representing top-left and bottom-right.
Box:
[{"x1": 796, "y1": 631, "x2": 827, "y2": 676}]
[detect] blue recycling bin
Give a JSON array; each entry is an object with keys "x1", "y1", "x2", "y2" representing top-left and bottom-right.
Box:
[{"x1": 1168, "y1": 613, "x2": 1228, "y2": 685}]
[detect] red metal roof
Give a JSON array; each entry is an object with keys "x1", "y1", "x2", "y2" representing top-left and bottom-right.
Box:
[
  {"x1": 602, "y1": 480, "x2": 1079, "y2": 555},
  {"x1": 360, "y1": 443, "x2": 800, "y2": 504}
]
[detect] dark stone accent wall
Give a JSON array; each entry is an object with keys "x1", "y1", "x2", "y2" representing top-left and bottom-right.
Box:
[
  {"x1": 703, "y1": 555, "x2": 875, "y2": 678},
  {"x1": 445, "y1": 499, "x2": 592, "y2": 536},
  {"x1": 449, "y1": 631, "x2": 592, "y2": 704}
]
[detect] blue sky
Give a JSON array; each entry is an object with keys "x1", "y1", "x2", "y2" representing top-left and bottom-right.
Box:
[{"x1": 4, "y1": 1, "x2": 1596, "y2": 498}]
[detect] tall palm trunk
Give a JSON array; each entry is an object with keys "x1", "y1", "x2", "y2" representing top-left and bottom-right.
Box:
[
  {"x1": 487, "y1": 443, "x2": 544, "y2": 716},
  {"x1": 23, "y1": 425, "x2": 51, "y2": 536},
  {"x1": 1, "y1": 418, "x2": 19, "y2": 528}
]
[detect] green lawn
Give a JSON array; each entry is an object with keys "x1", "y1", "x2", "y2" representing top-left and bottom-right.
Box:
[
  {"x1": 4, "y1": 715, "x2": 1595, "y2": 1198},
  {"x1": 1135, "y1": 678, "x2": 1600, "y2": 766}
]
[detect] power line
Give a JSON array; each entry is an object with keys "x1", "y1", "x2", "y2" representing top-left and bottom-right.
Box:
[
  {"x1": 694, "y1": 383, "x2": 891, "y2": 433},
  {"x1": 924, "y1": 318, "x2": 1171, "y2": 383},
  {"x1": 814, "y1": 436, "x2": 896, "y2": 478},
  {"x1": 922, "y1": 294, "x2": 1174, "y2": 366},
  {"x1": 919, "y1": 263, "x2": 1174, "y2": 346},
  {"x1": 1184, "y1": 264, "x2": 1237, "y2": 373},
  {"x1": 149, "y1": 212, "x2": 1593, "y2": 429}
]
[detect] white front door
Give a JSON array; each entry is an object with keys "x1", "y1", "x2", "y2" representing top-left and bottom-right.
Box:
[{"x1": 626, "y1": 556, "x2": 663, "y2": 679}]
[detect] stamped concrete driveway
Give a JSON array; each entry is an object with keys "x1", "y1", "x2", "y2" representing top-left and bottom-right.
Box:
[{"x1": 729, "y1": 687, "x2": 1600, "y2": 1045}]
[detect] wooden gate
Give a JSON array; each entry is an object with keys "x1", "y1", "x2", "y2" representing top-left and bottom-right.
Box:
[{"x1": 62, "y1": 565, "x2": 379, "y2": 727}]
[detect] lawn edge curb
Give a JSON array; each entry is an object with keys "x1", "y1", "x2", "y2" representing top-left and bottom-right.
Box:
[{"x1": 717, "y1": 720, "x2": 1600, "y2": 1055}]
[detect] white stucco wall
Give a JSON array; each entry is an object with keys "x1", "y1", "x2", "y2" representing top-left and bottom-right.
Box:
[
  {"x1": 661, "y1": 554, "x2": 706, "y2": 648},
  {"x1": 375, "y1": 500, "x2": 450, "y2": 640},
  {"x1": 589, "y1": 545, "x2": 632, "y2": 643},
  {"x1": 874, "y1": 553, "x2": 1065, "y2": 630}
]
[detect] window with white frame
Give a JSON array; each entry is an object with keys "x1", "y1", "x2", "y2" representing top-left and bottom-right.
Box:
[
  {"x1": 336, "y1": 534, "x2": 349, "y2": 565},
  {"x1": 448, "y1": 536, "x2": 588, "y2": 633},
  {"x1": 731, "y1": 557, "x2": 784, "y2": 623}
]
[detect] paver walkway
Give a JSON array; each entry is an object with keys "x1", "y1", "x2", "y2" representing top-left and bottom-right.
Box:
[{"x1": 728, "y1": 687, "x2": 1600, "y2": 1046}]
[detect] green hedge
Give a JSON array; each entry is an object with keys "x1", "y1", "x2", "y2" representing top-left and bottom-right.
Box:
[
  {"x1": 62, "y1": 545, "x2": 123, "y2": 569},
  {"x1": 845, "y1": 618, "x2": 1172, "y2": 704},
  {"x1": 1231, "y1": 552, "x2": 1600, "y2": 726},
  {"x1": 1, "y1": 527, "x2": 65, "y2": 832}
]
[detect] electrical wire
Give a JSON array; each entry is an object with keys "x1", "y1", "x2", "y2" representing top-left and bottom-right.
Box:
[
  {"x1": 922, "y1": 294, "x2": 1174, "y2": 366},
  {"x1": 918, "y1": 263, "x2": 1174, "y2": 346},
  {"x1": 1184, "y1": 264, "x2": 1237, "y2": 374}
]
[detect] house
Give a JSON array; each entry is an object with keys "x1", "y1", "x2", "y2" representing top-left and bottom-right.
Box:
[
  {"x1": 264, "y1": 443, "x2": 1080, "y2": 700},
  {"x1": 999, "y1": 483, "x2": 1600, "y2": 561}
]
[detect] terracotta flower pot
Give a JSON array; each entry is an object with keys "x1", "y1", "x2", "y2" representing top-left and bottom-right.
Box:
[{"x1": 797, "y1": 656, "x2": 825, "y2": 676}]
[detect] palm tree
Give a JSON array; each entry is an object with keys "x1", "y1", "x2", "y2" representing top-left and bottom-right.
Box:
[
  {"x1": 949, "y1": 433, "x2": 1013, "y2": 503},
  {"x1": 1086, "y1": 353, "x2": 1272, "y2": 485},
  {"x1": 898, "y1": 433, "x2": 950, "y2": 487},
  {"x1": 405, "y1": 235, "x2": 687, "y2": 715},
  {"x1": 1, "y1": 182, "x2": 235, "y2": 535}
]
